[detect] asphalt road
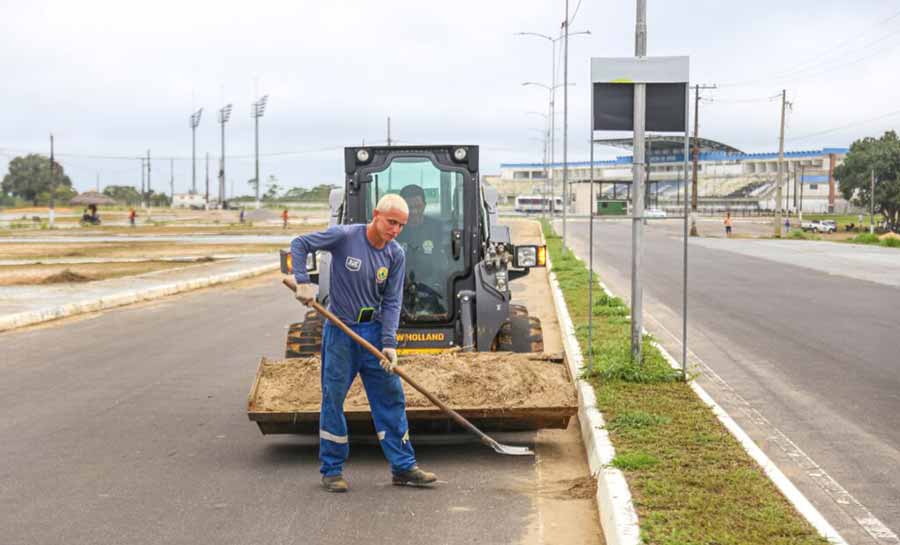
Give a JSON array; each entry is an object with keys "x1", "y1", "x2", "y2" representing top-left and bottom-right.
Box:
[
  {"x1": 561, "y1": 218, "x2": 899, "y2": 545},
  {"x1": 0, "y1": 275, "x2": 551, "y2": 545}
]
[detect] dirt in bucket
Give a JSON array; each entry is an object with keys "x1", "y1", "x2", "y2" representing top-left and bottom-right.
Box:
[{"x1": 251, "y1": 352, "x2": 576, "y2": 412}]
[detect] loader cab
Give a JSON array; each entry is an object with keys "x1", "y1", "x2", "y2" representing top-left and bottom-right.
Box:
[{"x1": 344, "y1": 146, "x2": 478, "y2": 326}]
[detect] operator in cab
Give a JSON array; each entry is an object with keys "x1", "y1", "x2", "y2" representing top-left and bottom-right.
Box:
[
  {"x1": 397, "y1": 184, "x2": 449, "y2": 318},
  {"x1": 289, "y1": 193, "x2": 437, "y2": 493}
]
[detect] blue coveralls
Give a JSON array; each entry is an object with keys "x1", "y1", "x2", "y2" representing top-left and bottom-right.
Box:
[
  {"x1": 320, "y1": 321, "x2": 416, "y2": 476},
  {"x1": 291, "y1": 224, "x2": 417, "y2": 477}
]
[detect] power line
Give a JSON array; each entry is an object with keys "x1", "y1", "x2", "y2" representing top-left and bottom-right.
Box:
[
  {"x1": 569, "y1": 0, "x2": 584, "y2": 25},
  {"x1": 719, "y1": 6, "x2": 900, "y2": 88},
  {"x1": 786, "y1": 107, "x2": 900, "y2": 142},
  {"x1": 0, "y1": 145, "x2": 347, "y2": 162}
]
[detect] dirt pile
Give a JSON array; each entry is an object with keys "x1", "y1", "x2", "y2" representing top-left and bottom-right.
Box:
[
  {"x1": 40, "y1": 269, "x2": 91, "y2": 284},
  {"x1": 251, "y1": 352, "x2": 575, "y2": 412}
]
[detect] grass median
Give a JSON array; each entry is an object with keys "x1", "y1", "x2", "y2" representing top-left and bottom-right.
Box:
[{"x1": 542, "y1": 220, "x2": 825, "y2": 545}]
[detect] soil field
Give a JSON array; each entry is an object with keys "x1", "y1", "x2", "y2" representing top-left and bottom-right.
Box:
[
  {"x1": 0, "y1": 223, "x2": 325, "y2": 237},
  {"x1": 0, "y1": 260, "x2": 216, "y2": 286},
  {"x1": 251, "y1": 352, "x2": 575, "y2": 412},
  {"x1": 0, "y1": 242, "x2": 285, "y2": 260}
]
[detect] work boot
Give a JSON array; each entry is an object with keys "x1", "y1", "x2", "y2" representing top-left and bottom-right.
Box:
[
  {"x1": 321, "y1": 474, "x2": 349, "y2": 493},
  {"x1": 392, "y1": 466, "x2": 437, "y2": 487}
]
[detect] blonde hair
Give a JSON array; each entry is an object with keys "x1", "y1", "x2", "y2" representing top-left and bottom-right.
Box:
[{"x1": 375, "y1": 193, "x2": 409, "y2": 215}]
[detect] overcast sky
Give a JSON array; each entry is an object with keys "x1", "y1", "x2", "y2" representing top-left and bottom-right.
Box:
[{"x1": 3, "y1": 0, "x2": 900, "y2": 195}]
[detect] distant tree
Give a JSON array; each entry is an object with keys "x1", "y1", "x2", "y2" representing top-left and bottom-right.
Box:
[
  {"x1": 282, "y1": 187, "x2": 309, "y2": 200},
  {"x1": 834, "y1": 130, "x2": 900, "y2": 231},
  {"x1": 103, "y1": 185, "x2": 142, "y2": 205},
  {"x1": 149, "y1": 191, "x2": 170, "y2": 207},
  {"x1": 1, "y1": 154, "x2": 73, "y2": 205},
  {"x1": 263, "y1": 175, "x2": 282, "y2": 201}
]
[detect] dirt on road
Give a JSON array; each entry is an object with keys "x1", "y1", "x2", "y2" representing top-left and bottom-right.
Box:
[
  {"x1": 0, "y1": 242, "x2": 286, "y2": 260},
  {"x1": 0, "y1": 260, "x2": 217, "y2": 286}
]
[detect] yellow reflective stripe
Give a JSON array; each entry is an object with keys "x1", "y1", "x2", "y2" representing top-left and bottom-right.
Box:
[{"x1": 320, "y1": 429, "x2": 348, "y2": 444}]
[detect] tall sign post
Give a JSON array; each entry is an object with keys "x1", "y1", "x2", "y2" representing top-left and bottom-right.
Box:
[{"x1": 591, "y1": 55, "x2": 689, "y2": 367}]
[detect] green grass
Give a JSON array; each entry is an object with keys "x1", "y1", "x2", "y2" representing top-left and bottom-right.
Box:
[
  {"x1": 848, "y1": 232, "x2": 900, "y2": 248},
  {"x1": 542, "y1": 219, "x2": 826, "y2": 545}
]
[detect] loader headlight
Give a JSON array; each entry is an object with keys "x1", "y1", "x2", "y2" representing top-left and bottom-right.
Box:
[
  {"x1": 356, "y1": 148, "x2": 370, "y2": 163},
  {"x1": 453, "y1": 147, "x2": 467, "y2": 161},
  {"x1": 515, "y1": 246, "x2": 537, "y2": 268},
  {"x1": 280, "y1": 249, "x2": 293, "y2": 273}
]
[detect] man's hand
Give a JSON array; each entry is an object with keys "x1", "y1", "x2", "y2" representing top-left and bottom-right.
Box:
[
  {"x1": 381, "y1": 348, "x2": 398, "y2": 374},
  {"x1": 294, "y1": 282, "x2": 317, "y2": 303}
]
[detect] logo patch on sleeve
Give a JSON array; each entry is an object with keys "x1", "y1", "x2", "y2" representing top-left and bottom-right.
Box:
[
  {"x1": 376, "y1": 266, "x2": 389, "y2": 283},
  {"x1": 345, "y1": 257, "x2": 362, "y2": 272}
]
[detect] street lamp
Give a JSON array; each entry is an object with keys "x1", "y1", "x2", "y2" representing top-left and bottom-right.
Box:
[
  {"x1": 515, "y1": 30, "x2": 591, "y2": 214},
  {"x1": 516, "y1": 27, "x2": 590, "y2": 246},
  {"x1": 528, "y1": 111, "x2": 551, "y2": 215},
  {"x1": 522, "y1": 81, "x2": 574, "y2": 211},
  {"x1": 252, "y1": 95, "x2": 269, "y2": 209},
  {"x1": 189, "y1": 108, "x2": 203, "y2": 195},
  {"x1": 217, "y1": 103, "x2": 233, "y2": 208}
]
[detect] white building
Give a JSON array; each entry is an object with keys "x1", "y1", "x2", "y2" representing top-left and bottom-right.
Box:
[
  {"x1": 497, "y1": 138, "x2": 852, "y2": 214},
  {"x1": 171, "y1": 193, "x2": 207, "y2": 209}
]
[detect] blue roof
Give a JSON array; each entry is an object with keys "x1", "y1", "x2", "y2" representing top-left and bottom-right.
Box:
[{"x1": 500, "y1": 148, "x2": 849, "y2": 169}]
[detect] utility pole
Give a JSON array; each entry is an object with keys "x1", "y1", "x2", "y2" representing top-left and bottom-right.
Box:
[
  {"x1": 562, "y1": 0, "x2": 570, "y2": 252},
  {"x1": 690, "y1": 83, "x2": 716, "y2": 236},
  {"x1": 387, "y1": 116, "x2": 392, "y2": 146},
  {"x1": 146, "y1": 149, "x2": 152, "y2": 209},
  {"x1": 140, "y1": 157, "x2": 146, "y2": 209},
  {"x1": 96, "y1": 171, "x2": 100, "y2": 192},
  {"x1": 205, "y1": 152, "x2": 210, "y2": 209},
  {"x1": 170, "y1": 158, "x2": 174, "y2": 205},
  {"x1": 870, "y1": 168, "x2": 876, "y2": 234},
  {"x1": 799, "y1": 164, "x2": 804, "y2": 221},
  {"x1": 48, "y1": 134, "x2": 56, "y2": 229},
  {"x1": 775, "y1": 89, "x2": 791, "y2": 238},
  {"x1": 631, "y1": 0, "x2": 647, "y2": 364},
  {"x1": 190, "y1": 108, "x2": 202, "y2": 194}
]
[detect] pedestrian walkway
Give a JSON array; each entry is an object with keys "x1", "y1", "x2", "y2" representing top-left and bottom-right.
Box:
[{"x1": 0, "y1": 254, "x2": 277, "y2": 332}]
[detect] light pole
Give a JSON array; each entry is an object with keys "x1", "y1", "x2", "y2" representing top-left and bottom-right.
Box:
[
  {"x1": 527, "y1": 111, "x2": 550, "y2": 214},
  {"x1": 515, "y1": 28, "x2": 590, "y2": 225},
  {"x1": 217, "y1": 103, "x2": 233, "y2": 208},
  {"x1": 252, "y1": 95, "x2": 269, "y2": 209},
  {"x1": 190, "y1": 108, "x2": 203, "y2": 195},
  {"x1": 522, "y1": 81, "x2": 575, "y2": 212}
]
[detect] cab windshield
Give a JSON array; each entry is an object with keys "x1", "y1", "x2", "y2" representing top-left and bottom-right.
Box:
[{"x1": 365, "y1": 157, "x2": 465, "y2": 322}]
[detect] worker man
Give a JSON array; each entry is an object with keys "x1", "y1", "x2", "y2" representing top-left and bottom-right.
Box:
[{"x1": 290, "y1": 193, "x2": 437, "y2": 493}]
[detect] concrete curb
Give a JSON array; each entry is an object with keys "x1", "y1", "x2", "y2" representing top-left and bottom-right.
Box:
[
  {"x1": 546, "y1": 258, "x2": 641, "y2": 545},
  {"x1": 0, "y1": 263, "x2": 278, "y2": 333}
]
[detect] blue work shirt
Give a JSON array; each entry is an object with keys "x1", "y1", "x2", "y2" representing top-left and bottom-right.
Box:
[{"x1": 290, "y1": 224, "x2": 405, "y2": 348}]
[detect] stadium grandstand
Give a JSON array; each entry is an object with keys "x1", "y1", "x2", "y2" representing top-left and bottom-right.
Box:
[{"x1": 494, "y1": 136, "x2": 851, "y2": 214}]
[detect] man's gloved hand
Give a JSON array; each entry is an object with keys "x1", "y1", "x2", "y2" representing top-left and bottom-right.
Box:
[
  {"x1": 381, "y1": 348, "x2": 398, "y2": 374},
  {"x1": 294, "y1": 281, "x2": 317, "y2": 303}
]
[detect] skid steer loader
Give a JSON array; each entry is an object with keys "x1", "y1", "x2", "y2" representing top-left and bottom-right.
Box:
[{"x1": 247, "y1": 145, "x2": 575, "y2": 434}]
